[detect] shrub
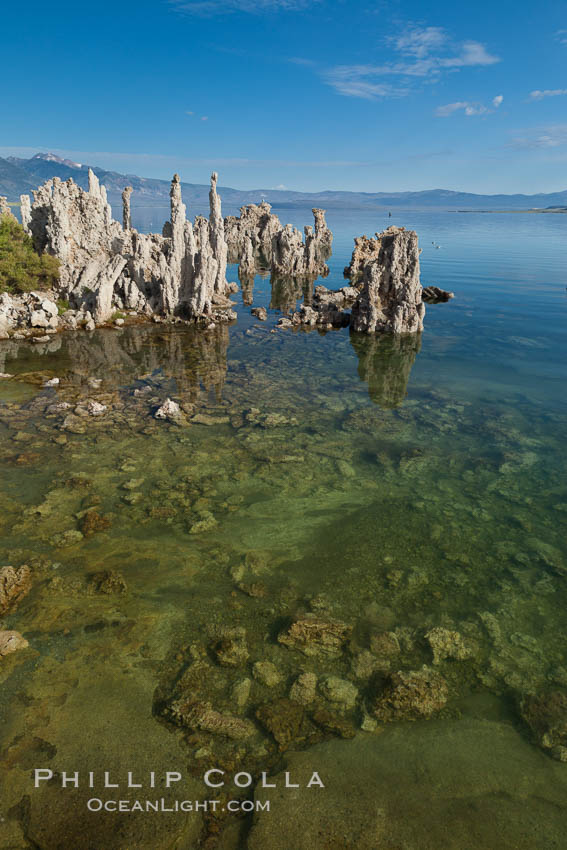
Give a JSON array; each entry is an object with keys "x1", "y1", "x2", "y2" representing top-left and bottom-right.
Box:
[{"x1": 0, "y1": 213, "x2": 60, "y2": 294}]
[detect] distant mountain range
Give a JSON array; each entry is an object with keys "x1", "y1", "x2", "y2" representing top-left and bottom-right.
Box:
[{"x1": 2, "y1": 152, "x2": 567, "y2": 211}]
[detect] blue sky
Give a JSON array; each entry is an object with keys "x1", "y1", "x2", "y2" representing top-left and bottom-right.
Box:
[{"x1": 2, "y1": 0, "x2": 566, "y2": 192}]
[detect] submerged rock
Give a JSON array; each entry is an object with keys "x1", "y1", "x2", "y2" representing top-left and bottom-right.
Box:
[
  {"x1": 0, "y1": 630, "x2": 29, "y2": 657},
  {"x1": 212, "y1": 629, "x2": 249, "y2": 667},
  {"x1": 425, "y1": 627, "x2": 471, "y2": 665},
  {"x1": 79, "y1": 510, "x2": 111, "y2": 537},
  {"x1": 253, "y1": 660, "x2": 282, "y2": 687},
  {"x1": 278, "y1": 614, "x2": 352, "y2": 657},
  {"x1": 170, "y1": 698, "x2": 255, "y2": 739},
  {"x1": 232, "y1": 678, "x2": 252, "y2": 711},
  {"x1": 87, "y1": 570, "x2": 127, "y2": 595},
  {"x1": 311, "y1": 708, "x2": 356, "y2": 739},
  {"x1": 319, "y1": 676, "x2": 359, "y2": 709},
  {"x1": 256, "y1": 698, "x2": 306, "y2": 750},
  {"x1": 289, "y1": 672, "x2": 318, "y2": 704},
  {"x1": 154, "y1": 398, "x2": 182, "y2": 420},
  {"x1": 372, "y1": 667, "x2": 448, "y2": 721},
  {"x1": 251, "y1": 306, "x2": 268, "y2": 321},
  {"x1": 0, "y1": 565, "x2": 32, "y2": 615},
  {"x1": 521, "y1": 691, "x2": 567, "y2": 761}
]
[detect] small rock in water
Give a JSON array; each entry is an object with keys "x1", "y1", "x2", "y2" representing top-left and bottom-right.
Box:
[
  {"x1": 425, "y1": 627, "x2": 471, "y2": 665},
  {"x1": 256, "y1": 698, "x2": 305, "y2": 751},
  {"x1": 319, "y1": 675, "x2": 359, "y2": 709},
  {"x1": 289, "y1": 672, "x2": 318, "y2": 705},
  {"x1": 373, "y1": 667, "x2": 448, "y2": 722},
  {"x1": 114, "y1": 317, "x2": 125, "y2": 326},
  {"x1": 212, "y1": 630, "x2": 249, "y2": 667},
  {"x1": 0, "y1": 373, "x2": 14, "y2": 379},
  {"x1": 79, "y1": 510, "x2": 112, "y2": 537},
  {"x1": 251, "y1": 306, "x2": 268, "y2": 321},
  {"x1": 171, "y1": 699, "x2": 255, "y2": 739},
  {"x1": 154, "y1": 398, "x2": 182, "y2": 420},
  {"x1": 520, "y1": 690, "x2": 567, "y2": 761},
  {"x1": 87, "y1": 400, "x2": 107, "y2": 416},
  {"x1": 253, "y1": 660, "x2": 281, "y2": 687},
  {"x1": 87, "y1": 377, "x2": 102, "y2": 389},
  {"x1": 0, "y1": 630, "x2": 29, "y2": 657},
  {"x1": 422, "y1": 285, "x2": 454, "y2": 303},
  {"x1": 278, "y1": 614, "x2": 352, "y2": 657},
  {"x1": 0, "y1": 565, "x2": 32, "y2": 615},
  {"x1": 43, "y1": 377, "x2": 60, "y2": 387},
  {"x1": 232, "y1": 678, "x2": 252, "y2": 711},
  {"x1": 87, "y1": 570, "x2": 127, "y2": 595}
]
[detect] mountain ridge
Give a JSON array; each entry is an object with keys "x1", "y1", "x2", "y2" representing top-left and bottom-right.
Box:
[{"x1": 2, "y1": 152, "x2": 566, "y2": 211}]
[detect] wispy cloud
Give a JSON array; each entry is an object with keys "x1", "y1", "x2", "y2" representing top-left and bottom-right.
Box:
[
  {"x1": 169, "y1": 0, "x2": 318, "y2": 15},
  {"x1": 436, "y1": 94, "x2": 503, "y2": 117},
  {"x1": 390, "y1": 26, "x2": 447, "y2": 58},
  {"x1": 186, "y1": 111, "x2": 209, "y2": 120},
  {"x1": 322, "y1": 67, "x2": 409, "y2": 100},
  {"x1": 510, "y1": 124, "x2": 567, "y2": 149},
  {"x1": 324, "y1": 24, "x2": 500, "y2": 100},
  {"x1": 529, "y1": 89, "x2": 567, "y2": 100},
  {"x1": 289, "y1": 57, "x2": 317, "y2": 67},
  {"x1": 556, "y1": 29, "x2": 567, "y2": 44}
]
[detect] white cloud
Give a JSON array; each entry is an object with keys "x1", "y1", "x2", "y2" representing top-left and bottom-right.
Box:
[
  {"x1": 436, "y1": 94, "x2": 503, "y2": 117},
  {"x1": 323, "y1": 25, "x2": 500, "y2": 100},
  {"x1": 556, "y1": 29, "x2": 567, "y2": 44},
  {"x1": 185, "y1": 110, "x2": 194, "y2": 115},
  {"x1": 200, "y1": 116, "x2": 209, "y2": 121},
  {"x1": 169, "y1": 0, "x2": 317, "y2": 15},
  {"x1": 529, "y1": 89, "x2": 567, "y2": 100}
]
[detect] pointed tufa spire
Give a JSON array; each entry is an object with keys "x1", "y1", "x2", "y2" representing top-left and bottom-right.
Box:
[
  {"x1": 169, "y1": 173, "x2": 186, "y2": 253},
  {"x1": 208, "y1": 172, "x2": 227, "y2": 293},
  {"x1": 20, "y1": 194, "x2": 32, "y2": 231},
  {"x1": 122, "y1": 186, "x2": 133, "y2": 231},
  {"x1": 88, "y1": 168, "x2": 101, "y2": 197}
]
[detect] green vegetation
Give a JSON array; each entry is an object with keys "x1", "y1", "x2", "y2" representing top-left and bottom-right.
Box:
[
  {"x1": 0, "y1": 213, "x2": 60, "y2": 294},
  {"x1": 111, "y1": 311, "x2": 126, "y2": 321},
  {"x1": 57, "y1": 298, "x2": 70, "y2": 315}
]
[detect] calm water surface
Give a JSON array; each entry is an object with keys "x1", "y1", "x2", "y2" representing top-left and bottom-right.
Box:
[{"x1": 0, "y1": 207, "x2": 566, "y2": 849}]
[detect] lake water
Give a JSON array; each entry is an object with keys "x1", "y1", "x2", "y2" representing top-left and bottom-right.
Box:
[{"x1": 0, "y1": 206, "x2": 566, "y2": 849}]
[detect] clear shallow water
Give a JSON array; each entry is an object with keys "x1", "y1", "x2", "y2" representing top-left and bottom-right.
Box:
[{"x1": 0, "y1": 209, "x2": 566, "y2": 849}]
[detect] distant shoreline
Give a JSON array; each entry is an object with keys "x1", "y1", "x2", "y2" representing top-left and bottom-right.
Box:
[{"x1": 457, "y1": 208, "x2": 567, "y2": 214}]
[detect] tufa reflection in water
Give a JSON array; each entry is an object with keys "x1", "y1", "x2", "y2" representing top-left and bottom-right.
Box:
[
  {"x1": 0, "y1": 321, "x2": 420, "y2": 409},
  {"x1": 350, "y1": 331, "x2": 422, "y2": 409}
]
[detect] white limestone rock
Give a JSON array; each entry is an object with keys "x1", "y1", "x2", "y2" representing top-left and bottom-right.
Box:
[
  {"x1": 350, "y1": 227, "x2": 425, "y2": 334},
  {"x1": 154, "y1": 398, "x2": 182, "y2": 420}
]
